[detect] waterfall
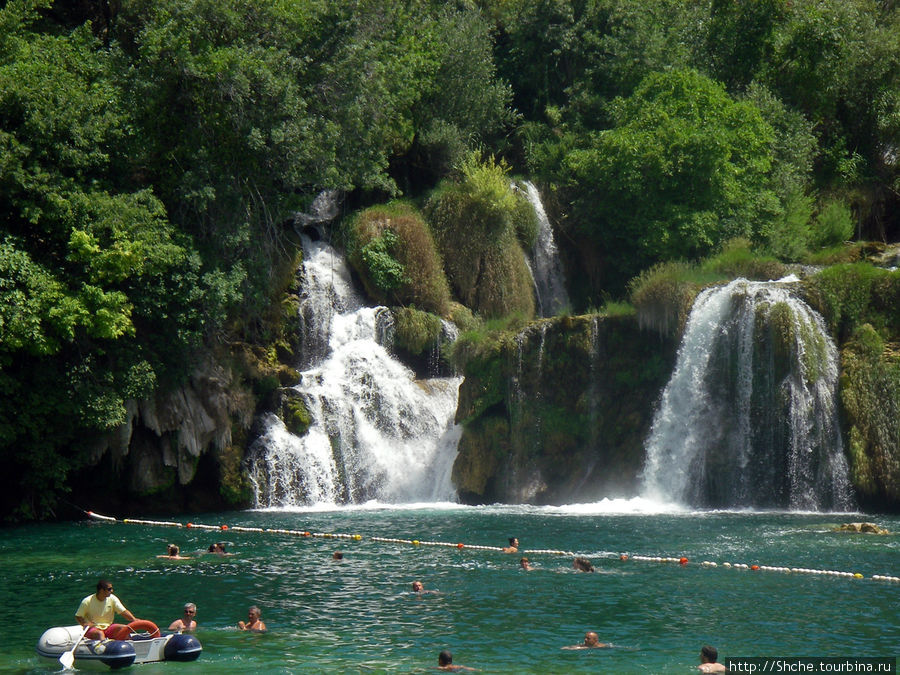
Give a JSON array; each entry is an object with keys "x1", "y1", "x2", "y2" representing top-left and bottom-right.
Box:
[
  {"x1": 522, "y1": 181, "x2": 570, "y2": 317},
  {"x1": 247, "y1": 236, "x2": 463, "y2": 507},
  {"x1": 641, "y1": 278, "x2": 855, "y2": 511}
]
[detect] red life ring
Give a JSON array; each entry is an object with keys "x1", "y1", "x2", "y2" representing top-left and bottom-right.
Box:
[
  {"x1": 125, "y1": 620, "x2": 160, "y2": 638},
  {"x1": 109, "y1": 624, "x2": 133, "y2": 640}
]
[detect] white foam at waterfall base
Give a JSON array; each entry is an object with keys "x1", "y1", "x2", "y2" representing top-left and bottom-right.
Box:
[
  {"x1": 248, "y1": 238, "x2": 463, "y2": 507},
  {"x1": 641, "y1": 278, "x2": 855, "y2": 511}
]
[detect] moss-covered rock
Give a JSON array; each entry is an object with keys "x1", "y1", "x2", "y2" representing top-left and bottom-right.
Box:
[
  {"x1": 840, "y1": 324, "x2": 900, "y2": 510},
  {"x1": 426, "y1": 154, "x2": 536, "y2": 319},
  {"x1": 803, "y1": 263, "x2": 900, "y2": 340},
  {"x1": 391, "y1": 307, "x2": 444, "y2": 355},
  {"x1": 452, "y1": 416, "x2": 509, "y2": 501},
  {"x1": 451, "y1": 313, "x2": 677, "y2": 504},
  {"x1": 344, "y1": 201, "x2": 451, "y2": 315},
  {"x1": 628, "y1": 261, "x2": 699, "y2": 338},
  {"x1": 280, "y1": 389, "x2": 312, "y2": 437}
]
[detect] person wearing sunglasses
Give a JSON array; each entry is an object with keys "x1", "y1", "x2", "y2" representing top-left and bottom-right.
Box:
[
  {"x1": 168, "y1": 603, "x2": 197, "y2": 632},
  {"x1": 75, "y1": 579, "x2": 139, "y2": 640}
]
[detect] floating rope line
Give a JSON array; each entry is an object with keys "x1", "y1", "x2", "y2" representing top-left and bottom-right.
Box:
[
  {"x1": 618, "y1": 553, "x2": 899, "y2": 582},
  {"x1": 85, "y1": 511, "x2": 896, "y2": 582}
]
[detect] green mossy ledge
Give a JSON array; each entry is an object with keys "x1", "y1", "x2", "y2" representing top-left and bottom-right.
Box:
[{"x1": 452, "y1": 314, "x2": 677, "y2": 505}]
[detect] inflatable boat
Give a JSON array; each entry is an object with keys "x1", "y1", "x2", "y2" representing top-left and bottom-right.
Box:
[{"x1": 36, "y1": 622, "x2": 201, "y2": 669}]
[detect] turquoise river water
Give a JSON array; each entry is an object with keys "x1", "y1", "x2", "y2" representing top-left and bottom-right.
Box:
[{"x1": 1, "y1": 503, "x2": 897, "y2": 674}]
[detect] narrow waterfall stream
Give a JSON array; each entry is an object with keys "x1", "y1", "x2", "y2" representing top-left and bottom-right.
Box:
[
  {"x1": 247, "y1": 236, "x2": 463, "y2": 507},
  {"x1": 522, "y1": 181, "x2": 570, "y2": 317},
  {"x1": 641, "y1": 277, "x2": 855, "y2": 510}
]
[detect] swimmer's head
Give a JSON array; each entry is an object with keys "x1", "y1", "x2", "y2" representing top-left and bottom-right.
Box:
[{"x1": 412, "y1": 581, "x2": 424, "y2": 592}]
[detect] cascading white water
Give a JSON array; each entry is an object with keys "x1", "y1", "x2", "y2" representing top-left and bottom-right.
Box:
[
  {"x1": 641, "y1": 277, "x2": 855, "y2": 511},
  {"x1": 247, "y1": 236, "x2": 463, "y2": 507},
  {"x1": 522, "y1": 181, "x2": 570, "y2": 317}
]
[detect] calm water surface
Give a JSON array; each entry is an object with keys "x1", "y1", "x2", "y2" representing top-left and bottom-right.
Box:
[{"x1": 2, "y1": 504, "x2": 898, "y2": 674}]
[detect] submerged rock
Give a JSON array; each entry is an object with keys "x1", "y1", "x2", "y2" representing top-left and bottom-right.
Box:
[{"x1": 835, "y1": 522, "x2": 890, "y2": 534}]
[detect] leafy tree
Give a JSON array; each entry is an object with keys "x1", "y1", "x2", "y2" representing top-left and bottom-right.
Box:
[
  {"x1": 558, "y1": 69, "x2": 779, "y2": 290},
  {"x1": 702, "y1": 0, "x2": 788, "y2": 91},
  {"x1": 758, "y1": 0, "x2": 900, "y2": 227},
  {"x1": 0, "y1": 0, "x2": 194, "y2": 519}
]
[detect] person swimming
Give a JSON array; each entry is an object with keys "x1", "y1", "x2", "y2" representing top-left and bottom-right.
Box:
[
  {"x1": 157, "y1": 544, "x2": 190, "y2": 560},
  {"x1": 237, "y1": 605, "x2": 266, "y2": 632},
  {"x1": 437, "y1": 650, "x2": 476, "y2": 671},
  {"x1": 502, "y1": 537, "x2": 519, "y2": 553},
  {"x1": 168, "y1": 602, "x2": 197, "y2": 632},
  {"x1": 411, "y1": 580, "x2": 439, "y2": 595},
  {"x1": 698, "y1": 645, "x2": 727, "y2": 672},
  {"x1": 573, "y1": 556, "x2": 595, "y2": 572},
  {"x1": 562, "y1": 631, "x2": 611, "y2": 650}
]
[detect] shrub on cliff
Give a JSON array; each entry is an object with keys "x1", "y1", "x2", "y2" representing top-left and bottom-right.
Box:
[
  {"x1": 700, "y1": 238, "x2": 787, "y2": 281},
  {"x1": 628, "y1": 262, "x2": 699, "y2": 338},
  {"x1": 426, "y1": 153, "x2": 536, "y2": 319},
  {"x1": 344, "y1": 202, "x2": 451, "y2": 316},
  {"x1": 804, "y1": 264, "x2": 900, "y2": 340}
]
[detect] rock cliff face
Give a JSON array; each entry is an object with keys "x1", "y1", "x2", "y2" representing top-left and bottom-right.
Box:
[
  {"x1": 67, "y1": 279, "x2": 899, "y2": 515},
  {"x1": 452, "y1": 314, "x2": 677, "y2": 504},
  {"x1": 70, "y1": 357, "x2": 256, "y2": 514},
  {"x1": 838, "y1": 326, "x2": 900, "y2": 512}
]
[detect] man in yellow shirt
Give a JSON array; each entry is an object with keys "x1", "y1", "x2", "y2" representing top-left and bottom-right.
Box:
[{"x1": 75, "y1": 579, "x2": 138, "y2": 640}]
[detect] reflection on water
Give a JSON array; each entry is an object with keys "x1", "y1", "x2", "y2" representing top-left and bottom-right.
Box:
[{"x1": 3, "y1": 505, "x2": 898, "y2": 674}]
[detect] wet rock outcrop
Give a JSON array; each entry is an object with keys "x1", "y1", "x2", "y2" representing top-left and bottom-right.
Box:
[{"x1": 452, "y1": 314, "x2": 676, "y2": 504}]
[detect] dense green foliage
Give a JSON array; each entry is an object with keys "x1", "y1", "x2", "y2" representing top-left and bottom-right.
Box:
[
  {"x1": 2, "y1": 0, "x2": 900, "y2": 518},
  {"x1": 560, "y1": 69, "x2": 779, "y2": 279},
  {"x1": 505, "y1": 0, "x2": 900, "y2": 302},
  {"x1": 0, "y1": 0, "x2": 510, "y2": 519},
  {"x1": 804, "y1": 264, "x2": 900, "y2": 341}
]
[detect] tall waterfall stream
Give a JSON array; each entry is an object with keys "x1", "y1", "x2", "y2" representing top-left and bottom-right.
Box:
[
  {"x1": 247, "y1": 236, "x2": 462, "y2": 507},
  {"x1": 642, "y1": 277, "x2": 855, "y2": 510},
  {"x1": 522, "y1": 181, "x2": 570, "y2": 317}
]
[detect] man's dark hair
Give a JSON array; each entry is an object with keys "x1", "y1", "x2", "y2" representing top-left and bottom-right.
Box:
[
  {"x1": 438, "y1": 650, "x2": 453, "y2": 666},
  {"x1": 701, "y1": 645, "x2": 719, "y2": 663},
  {"x1": 573, "y1": 556, "x2": 595, "y2": 572},
  {"x1": 96, "y1": 579, "x2": 111, "y2": 591}
]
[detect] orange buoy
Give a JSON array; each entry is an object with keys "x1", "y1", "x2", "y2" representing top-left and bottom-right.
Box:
[
  {"x1": 751, "y1": 564, "x2": 760, "y2": 571},
  {"x1": 457, "y1": 543, "x2": 464, "y2": 549},
  {"x1": 221, "y1": 524, "x2": 228, "y2": 530},
  {"x1": 186, "y1": 523, "x2": 193, "y2": 528},
  {"x1": 620, "y1": 554, "x2": 629, "y2": 561},
  {"x1": 679, "y1": 557, "x2": 688, "y2": 565}
]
